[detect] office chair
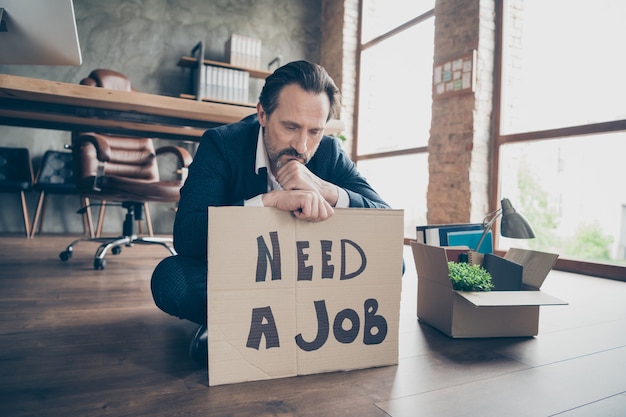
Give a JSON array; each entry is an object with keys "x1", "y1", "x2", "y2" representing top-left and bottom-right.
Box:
[
  {"x1": 0, "y1": 147, "x2": 34, "y2": 237},
  {"x1": 31, "y1": 149, "x2": 152, "y2": 239},
  {"x1": 59, "y1": 69, "x2": 193, "y2": 269}
]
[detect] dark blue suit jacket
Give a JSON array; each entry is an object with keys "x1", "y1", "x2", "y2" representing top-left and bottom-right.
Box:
[{"x1": 173, "y1": 114, "x2": 389, "y2": 258}]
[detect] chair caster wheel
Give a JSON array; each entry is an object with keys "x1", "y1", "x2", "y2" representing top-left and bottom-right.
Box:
[
  {"x1": 94, "y1": 258, "x2": 106, "y2": 270},
  {"x1": 59, "y1": 251, "x2": 72, "y2": 261},
  {"x1": 112, "y1": 246, "x2": 122, "y2": 255}
]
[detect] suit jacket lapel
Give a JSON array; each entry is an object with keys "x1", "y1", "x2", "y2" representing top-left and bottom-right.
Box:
[{"x1": 248, "y1": 166, "x2": 268, "y2": 197}]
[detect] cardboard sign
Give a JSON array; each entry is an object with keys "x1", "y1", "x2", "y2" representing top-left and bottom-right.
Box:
[{"x1": 207, "y1": 207, "x2": 404, "y2": 386}]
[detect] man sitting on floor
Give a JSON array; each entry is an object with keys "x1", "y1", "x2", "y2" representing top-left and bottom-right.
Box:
[{"x1": 150, "y1": 60, "x2": 390, "y2": 363}]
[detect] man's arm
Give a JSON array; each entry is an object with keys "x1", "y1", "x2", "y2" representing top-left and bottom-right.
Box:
[
  {"x1": 262, "y1": 189, "x2": 334, "y2": 221},
  {"x1": 274, "y1": 160, "x2": 341, "y2": 207},
  {"x1": 306, "y1": 137, "x2": 390, "y2": 209}
]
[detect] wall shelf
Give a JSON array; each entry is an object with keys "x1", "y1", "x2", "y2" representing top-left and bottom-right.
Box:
[
  {"x1": 177, "y1": 56, "x2": 271, "y2": 80},
  {"x1": 177, "y1": 41, "x2": 271, "y2": 106},
  {"x1": 178, "y1": 93, "x2": 256, "y2": 108}
]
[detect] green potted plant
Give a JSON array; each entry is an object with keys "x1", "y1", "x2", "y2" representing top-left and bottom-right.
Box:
[{"x1": 447, "y1": 261, "x2": 494, "y2": 292}]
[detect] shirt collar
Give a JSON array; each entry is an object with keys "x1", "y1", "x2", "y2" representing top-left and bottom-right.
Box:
[
  {"x1": 255, "y1": 125, "x2": 282, "y2": 191},
  {"x1": 255, "y1": 126, "x2": 269, "y2": 175}
]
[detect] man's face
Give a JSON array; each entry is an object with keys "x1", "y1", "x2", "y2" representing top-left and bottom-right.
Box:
[{"x1": 257, "y1": 83, "x2": 330, "y2": 175}]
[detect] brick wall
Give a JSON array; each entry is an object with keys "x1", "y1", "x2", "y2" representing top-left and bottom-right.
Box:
[
  {"x1": 321, "y1": 0, "x2": 498, "y2": 222},
  {"x1": 427, "y1": 0, "x2": 496, "y2": 224},
  {"x1": 321, "y1": 0, "x2": 359, "y2": 157}
]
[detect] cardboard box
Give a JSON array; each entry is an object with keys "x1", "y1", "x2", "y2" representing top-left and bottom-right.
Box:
[
  {"x1": 410, "y1": 242, "x2": 567, "y2": 338},
  {"x1": 207, "y1": 207, "x2": 404, "y2": 386}
]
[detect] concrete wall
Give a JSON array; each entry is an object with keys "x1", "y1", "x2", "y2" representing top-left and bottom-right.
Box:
[{"x1": 0, "y1": 0, "x2": 324, "y2": 235}]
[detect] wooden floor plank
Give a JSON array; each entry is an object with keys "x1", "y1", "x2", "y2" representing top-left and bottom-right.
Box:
[
  {"x1": 376, "y1": 346, "x2": 626, "y2": 417},
  {"x1": 556, "y1": 392, "x2": 626, "y2": 417},
  {"x1": 1, "y1": 236, "x2": 625, "y2": 416}
]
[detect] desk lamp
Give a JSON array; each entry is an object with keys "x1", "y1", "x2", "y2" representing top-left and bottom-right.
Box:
[{"x1": 475, "y1": 198, "x2": 535, "y2": 252}]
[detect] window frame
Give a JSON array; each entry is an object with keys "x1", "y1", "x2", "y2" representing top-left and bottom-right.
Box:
[{"x1": 492, "y1": 0, "x2": 625, "y2": 281}]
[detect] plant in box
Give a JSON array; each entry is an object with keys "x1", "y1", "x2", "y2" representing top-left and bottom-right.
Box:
[{"x1": 448, "y1": 261, "x2": 494, "y2": 292}]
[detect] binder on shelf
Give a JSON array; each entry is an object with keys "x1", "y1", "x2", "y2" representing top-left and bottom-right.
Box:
[
  {"x1": 226, "y1": 33, "x2": 262, "y2": 69},
  {"x1": 201, "y1": 65, "x2": 250, "y2": 104}
]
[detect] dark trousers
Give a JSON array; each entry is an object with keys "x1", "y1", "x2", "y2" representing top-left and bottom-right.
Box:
[{"x1": 151, "y1": 255, "x2": 208, "y2": 326}]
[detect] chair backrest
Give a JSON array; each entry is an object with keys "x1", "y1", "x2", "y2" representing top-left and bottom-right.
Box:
[
  {"x1": 79, "y1": 68, "x2": 134, "y2": 91},
  {"x1": 34, "y1": 150, "x2": 76, "y2": 191},
  {"x1": 0, "y1": 147, "x2": 33, "y2": 191},
  {"x1": 74, "y1": 69, "x2": 159, "y2": 183},
  {"x1": 77, "y1": 135, "x2": 159, "y2": 182}
]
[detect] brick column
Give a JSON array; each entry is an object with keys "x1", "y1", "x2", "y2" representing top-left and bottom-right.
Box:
[
  {"x1": 321, "y1": 0, "x2": 359, "y2": 158},
  {"x1": 427, "y1": 0, "x2": 496, "y2": 224}
]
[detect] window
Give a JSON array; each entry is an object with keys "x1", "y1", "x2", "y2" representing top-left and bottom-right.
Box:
[
  {"x1": 358, "y1": 154, "x2": 428, "y2": 237},
  {"x1": 499, "y1": 133, "x2": 626, "y2": 266},
  {"x1": 361, "y1": 0, "x2": 435, "y2": 43},
  {"x1": 356, "y1": 0, "x2": 435, "y2": 238},
  {"x1": 358, "y1": 23, "x2": 433, "y2": 155},
  {"x1": 497, "y1": 0, "x2": 626, "y2": 274},
  {"x1": 500, "y1": 0, "x2": 626, "y2": 134}
]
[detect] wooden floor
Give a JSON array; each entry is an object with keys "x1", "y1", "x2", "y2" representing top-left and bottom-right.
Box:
[{"x1": 1, "y1": 235, "x2": 625, "y2": 417}]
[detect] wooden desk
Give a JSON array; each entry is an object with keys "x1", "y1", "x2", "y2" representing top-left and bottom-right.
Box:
[{"x1": 0, "y1": 74, "x2": 344, "y2": 141}]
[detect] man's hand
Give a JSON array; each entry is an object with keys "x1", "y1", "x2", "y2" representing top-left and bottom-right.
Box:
[
  {"x1": 275, "y1": 160, "x2": 339, "y2": 207},
  {"x1": 262, "y1": 189, "x2": 334, "y2": 221}
]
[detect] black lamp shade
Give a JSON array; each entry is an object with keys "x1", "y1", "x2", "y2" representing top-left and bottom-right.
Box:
[{"x1": 500, "y1": 198, "x2": 535, "y2": 239}]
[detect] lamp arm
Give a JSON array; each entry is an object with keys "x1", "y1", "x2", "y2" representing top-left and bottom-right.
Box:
[{"x1": 474, "y1": 209, "x2": 501, "y2": 252}]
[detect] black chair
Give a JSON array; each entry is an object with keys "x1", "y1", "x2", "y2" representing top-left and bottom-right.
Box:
[
  {"x1": 0, "y1": 147, "x2": 34, "y2": 237},
  {"x1": 31, "y1": 150, "x2": 95, "y2": 238},
  {"x1": 58, "y1": 69, "x2": 193, "y2": 270}
]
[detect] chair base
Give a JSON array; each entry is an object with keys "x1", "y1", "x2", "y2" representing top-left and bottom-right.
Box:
[{"x1": 59, "y1": 235, "x2": 176, "y2": 270}]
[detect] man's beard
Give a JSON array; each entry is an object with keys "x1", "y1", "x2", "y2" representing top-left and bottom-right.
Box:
[
  {"x1": 264, "y1": 130, "x2": 310, "y2": 170},
  {"x1": 273, "y1": 148, "x2": 309, "y2": 169}
]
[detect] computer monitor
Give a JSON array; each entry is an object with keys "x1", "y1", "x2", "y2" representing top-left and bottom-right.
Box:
[{"x1": 0, "y1": 0, "x2": 82, "y2": 65}]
